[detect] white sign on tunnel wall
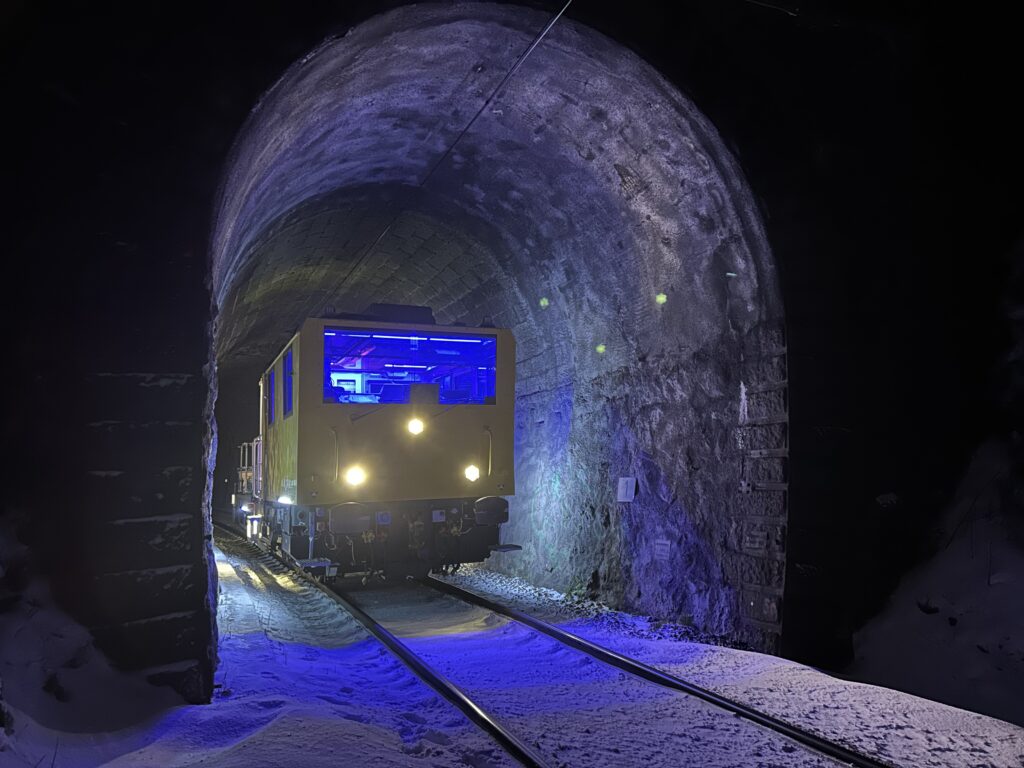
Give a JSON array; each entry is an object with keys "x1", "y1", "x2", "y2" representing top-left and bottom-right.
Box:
[
  {"x1": 617, "y1": 476, "x2": 637, "y2": 502},
  {"x1": 653, "y1": 538, "x2": 671, "y2": 562}
]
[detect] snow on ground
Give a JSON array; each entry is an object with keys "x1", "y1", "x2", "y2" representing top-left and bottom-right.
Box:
[
  {"x1": 354, "y1": 583, "x2": 839, "y2": 768},
  {"x1": 848, "y1": 440, "x2": 1024, "y2": 730},
  {"x1": 4, "y1": 514, "x2": 1021, "y2": 768},
  {"x1": 438, "y1": 566, "x2": 1024, "y2": 768},
  {"x1": 0, "y1": 516, "x2": 183, "y2": 765},
  {"x1": 1, "y1": 533, "x2": 515, "y2": 767}
]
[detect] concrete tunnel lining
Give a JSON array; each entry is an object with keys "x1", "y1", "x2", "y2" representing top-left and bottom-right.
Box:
[{"x1": 211, "y1": 2, "x2": 786, "y2": 649}]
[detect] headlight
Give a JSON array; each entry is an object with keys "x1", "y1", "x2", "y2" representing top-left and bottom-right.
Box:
[
  {"x1": 344, "y1": 465, "x2": 367, "y2": 487},
  {"x1": 277, "y1": 495, "x2": 293, "y2": 505},
  {"x1": 407, "y1": 418, "x2": 425, "y2": 435},
  {"x1": 464, "y1": 464, "x2": 480, "y2": 482}
]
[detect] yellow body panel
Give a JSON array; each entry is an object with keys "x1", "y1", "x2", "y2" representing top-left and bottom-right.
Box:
[{"x1": 259, "y1": 317, "x2": 515, "y2": 507}]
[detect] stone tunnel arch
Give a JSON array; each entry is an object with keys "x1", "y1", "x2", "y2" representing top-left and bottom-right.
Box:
[{"x1": 211, "y1": 2, "x2": 787, "y2": 650}]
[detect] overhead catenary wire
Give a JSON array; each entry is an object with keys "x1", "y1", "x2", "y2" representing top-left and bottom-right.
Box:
[{"x1": 418, "y1": 0, "x2": 574, "y2": 185}]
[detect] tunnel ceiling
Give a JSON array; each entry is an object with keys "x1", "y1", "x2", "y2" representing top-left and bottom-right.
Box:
[{"x1": 211, "y1": 2, "x2": 787, "y2": 649}]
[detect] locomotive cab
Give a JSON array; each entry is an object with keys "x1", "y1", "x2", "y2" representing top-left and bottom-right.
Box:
[{"x1": 247, "y1": 309, "x2": 517, "y2": 581}]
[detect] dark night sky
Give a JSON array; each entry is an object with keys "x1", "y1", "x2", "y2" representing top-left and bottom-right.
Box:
[{"x1": 4, "y1": 1, "x2": 1022, "y2": 628}]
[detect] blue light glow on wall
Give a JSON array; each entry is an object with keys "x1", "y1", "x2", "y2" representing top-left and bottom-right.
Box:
[{"x1": 323, "y1": 328, "x2": 497, "y2": 405}]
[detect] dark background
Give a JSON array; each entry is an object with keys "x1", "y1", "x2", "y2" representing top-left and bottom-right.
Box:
[{"x1": 5, "y1": 1, "x2": 1021, "y2": 667}]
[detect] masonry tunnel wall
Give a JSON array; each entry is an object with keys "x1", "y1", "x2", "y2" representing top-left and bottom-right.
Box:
[{"x1": 211, "y1": 3, "x2": 787, "y2": 650}]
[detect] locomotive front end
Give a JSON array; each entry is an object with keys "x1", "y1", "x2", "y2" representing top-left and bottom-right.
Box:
[{"x1": 252, "y1": 315, "x2": 516, "y2": 581}]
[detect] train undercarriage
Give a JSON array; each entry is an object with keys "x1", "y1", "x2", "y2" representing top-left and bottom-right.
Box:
[{"x1": 233, "y1": 495, "x2": 515, "y2": 584}]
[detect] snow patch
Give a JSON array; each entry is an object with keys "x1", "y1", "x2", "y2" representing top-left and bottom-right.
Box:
[
  {"x1": 1, "y1": 530, "x2": 516, "y2": 767},
  {"x1": 439, "y1": 565, "x2": 1024, "y2": 767},
  {"x1": 850, "y1": 439, "x2": 1024, "y2": 728}
]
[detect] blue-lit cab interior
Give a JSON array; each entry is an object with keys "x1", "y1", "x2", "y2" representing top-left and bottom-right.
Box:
[
  {"x1": 256, "y1": 314, "x2": 515, "y2": 509},
  {"x1": 323, "y1": 328, "x2": 497, "y2": 405}
]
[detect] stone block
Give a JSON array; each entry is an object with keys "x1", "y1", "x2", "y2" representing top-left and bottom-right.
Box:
[
  {"x1": 735, "y1": 422, "x2": 786, "y2": 451},
  {"x1": 745, "y1": 389, "x2": 786, "y2": 420},
  {"x1": 78, "y1": 565, "x2": 206, "y2": 625},
  {"x1": 741, "y1": 323, "x2": 786, "y2": 356},
  {"x1": 741, "y1": 553, "x2": 786, "y2": 587},
  {"x1": 748, "y1": 456, "x2": 786, "y2": 482},
  {"x1": 81, "y1": 467, "x2": 202, "y2": 515},
  {"x1": 732, "y1": 489, "x2": 787, "y2": 518},
  {"x1": 741, "y1": 589, "x2": 782, "y2": 625},
  {"x1": 88, "y1": 515, "x2": 202, "y2": 571},
  {"x1": 741, "y1": 355, "x2": 787, "y2": 384},
  {"x1": 734, "y1": 624, "x2": 780, "y2": 654},
  {"x1": 90, "y1": 609, "x2": 210, "y2": 671}
]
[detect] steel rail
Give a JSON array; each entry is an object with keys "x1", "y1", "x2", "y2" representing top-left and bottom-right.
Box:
[
  {"x1": 212, "y1": 523, "x2": 550, "y2": 768},
  {"x1": 323, "y1": 586, "x2": 552, "y2": 768},
  {"x1": 425, "y1": 576, "x2": 895, "y2": 768}
]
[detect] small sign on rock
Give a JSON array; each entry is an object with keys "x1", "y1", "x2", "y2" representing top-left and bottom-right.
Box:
[{"x1": 654, "y1": 538, "x2": 671, "y2": 562}]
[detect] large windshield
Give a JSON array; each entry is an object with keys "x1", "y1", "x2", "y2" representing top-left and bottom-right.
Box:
[{"x1": 323, "y1": 328, "x2": 497, "y2": 405}]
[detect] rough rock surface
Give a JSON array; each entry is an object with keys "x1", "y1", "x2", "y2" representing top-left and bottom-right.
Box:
[{"x1": 210, "y1": 3, "x2": 785, "y2": 649}]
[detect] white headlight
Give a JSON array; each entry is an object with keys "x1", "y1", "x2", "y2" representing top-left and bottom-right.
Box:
[
  {"x1": 277, "y1": 495, "x2": 293, "y2": 505},
  {"x1": 464, "y1": 464, "x2": 480, "y2": 482},
  {"x1": 344, "y1": 465, "x2": 367, "y2": 487},
  {"x1": 407, "y1": 418, "x2": 425, "y2": 435}
]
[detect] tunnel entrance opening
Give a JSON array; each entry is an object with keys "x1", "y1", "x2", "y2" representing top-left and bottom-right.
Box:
[{"x1": 209, "y1": 2, "x2": 785, "y2": 654}]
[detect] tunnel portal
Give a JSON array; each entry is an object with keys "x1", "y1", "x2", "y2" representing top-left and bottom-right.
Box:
[{"x1": 211, "y1": 3, "x2": 786, "y2": 650}]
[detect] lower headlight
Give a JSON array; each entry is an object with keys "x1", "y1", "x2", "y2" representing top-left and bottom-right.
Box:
[
  {"x1": 464, "y1": 464, "x2": 480, "y2": 482},
  {"x1": 344, "y1": 465, "x2": 367, "y2": 487}
]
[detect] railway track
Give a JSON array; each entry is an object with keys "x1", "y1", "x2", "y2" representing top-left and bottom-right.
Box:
[
  {"x1": 213, "y1": 522, "x2": 893, "y2": 768},
  {"x1": 325, "y1": 583, "x2": 551, "y2": 768},
  {"x1": 423, "y1": 577, "x2": 894, "y2": 768},
  {"x1": 213, "y1": 521, "x2": 545, "y2": 766}
]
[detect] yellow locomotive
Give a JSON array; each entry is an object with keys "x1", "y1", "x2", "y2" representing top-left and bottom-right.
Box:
[{"x1": 239, "y1": 306, "x2": 517, "y2": 581}]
